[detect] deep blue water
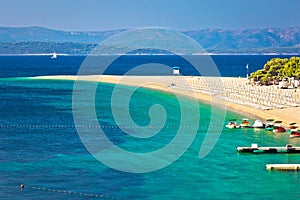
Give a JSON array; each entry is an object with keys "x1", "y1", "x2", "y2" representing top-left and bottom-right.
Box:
[
  {"x1": 0, "y1": 55, "x2": 299, "y2": 77},
  {"x1": 1, "y1": 55, "x2": 300, "y2": 199}
]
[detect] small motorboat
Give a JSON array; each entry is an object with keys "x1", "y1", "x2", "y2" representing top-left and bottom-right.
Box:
[
  {"x1": 273, "y1": 121, "x2": 286, "y2": 133},
  {"x1": 265, "y1": 119, "x2": 274, "y2": 131},
  {"x1": 289, "y1": 123, "x2": 300, "y2": 138},
  {"x1": 290, "y1": 130, "x2": 300, "y2": 138},
  {"x1": 252, "y1": 119, "x2": 265, "y2": 128},
  {"x1": 240, "y1": 118, "x2": 250, "y2": 128},
  {"x1": 225, "y1": 119, "x2": 240, "y2": 129},
  {"x1": 289, "y1": 123, "x2": 297, "y2": 133}
]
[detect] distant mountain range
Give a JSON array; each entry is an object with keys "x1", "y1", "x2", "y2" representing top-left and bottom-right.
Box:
[{"x1": 0, "y1": 26, "x2": 300, "y2": 54}]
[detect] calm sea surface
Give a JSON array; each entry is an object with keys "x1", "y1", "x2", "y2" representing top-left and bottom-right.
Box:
[
  {"x1": 0, "y1": 54, "x2": 299, "y2": 77},
  {"x1": 1, "y1": 55, "x2": 300, "y2": 199}
]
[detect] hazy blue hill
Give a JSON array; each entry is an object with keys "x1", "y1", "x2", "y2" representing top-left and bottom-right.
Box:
[
  {"x1": 0, "y1": 26, "x2": 300, "y2": 54},
  {"x1": 183, "y1": 27, "x2": 300, "y2": 50},
  {"x1": 0, "y1": 41, "x2": 97, "y2": 55},
  {"x1": 0, "y1": 26, "x2": 125, "y2": 43}
]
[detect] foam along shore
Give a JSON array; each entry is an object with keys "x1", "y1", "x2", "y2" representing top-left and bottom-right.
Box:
[{"x1": 31, "y1": 75, "x2": 300, "y2": 126}]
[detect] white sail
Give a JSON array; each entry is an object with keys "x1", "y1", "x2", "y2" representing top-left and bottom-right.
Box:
[{"x1": 51, "y1": 52, "x2": 57, "y2": 59}]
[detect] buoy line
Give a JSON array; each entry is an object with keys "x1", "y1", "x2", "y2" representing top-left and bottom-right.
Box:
[
  {"x1": 0, "y1": 184, "x2": 128, "y2": 200},
  {"x1": 31, "y1": 186, "x2": 121, "y2": 199}
]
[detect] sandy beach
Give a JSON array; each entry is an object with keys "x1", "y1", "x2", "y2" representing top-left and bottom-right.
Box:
[{"x1": 31, "y1": 75, "x2": 300, "y2": 127}]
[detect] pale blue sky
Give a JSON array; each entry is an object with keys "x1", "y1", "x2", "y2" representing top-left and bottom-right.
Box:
[{"x1": 0, "y1": 0, "x2": 299, "y2": 31}]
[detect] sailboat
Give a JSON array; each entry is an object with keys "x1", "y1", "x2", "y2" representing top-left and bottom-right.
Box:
[{"x1": 51, "y1": 52, "x2": 57, "y2": 59}]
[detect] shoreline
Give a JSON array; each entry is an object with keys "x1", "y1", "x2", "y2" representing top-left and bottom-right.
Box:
[
  {"x1": 30, "y1": 75, "x2": 300, "y2": 127},
  {"x1": 1, "y1": 53, "x2": 300, "y2": 56}
]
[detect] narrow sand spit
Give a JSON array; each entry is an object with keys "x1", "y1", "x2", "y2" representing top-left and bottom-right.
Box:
[{"x1": 31, "y1": 75, "x2": 300, "y2": 126}]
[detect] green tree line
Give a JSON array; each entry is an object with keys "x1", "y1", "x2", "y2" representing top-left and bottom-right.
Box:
[{"x1": 250, "y1": 57, "x2": 300, "y2": 85}]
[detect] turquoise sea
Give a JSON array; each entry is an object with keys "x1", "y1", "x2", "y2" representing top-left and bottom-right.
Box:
[{"x1": 1, "y1": 56, "x2": 300, "y2": 199}]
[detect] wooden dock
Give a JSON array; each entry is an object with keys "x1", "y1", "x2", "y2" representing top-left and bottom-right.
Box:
[
  {"x1": 237, "y1": 144, "x2": 300, "y2": 153},
  {"x1": 266, "y1": 164, "x2": 300, "y2": 171}
]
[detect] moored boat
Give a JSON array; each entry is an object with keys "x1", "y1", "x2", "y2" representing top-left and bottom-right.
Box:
[
  {"x1": 265, "y1": 119, "x2": 274, "y2": 131},
  {"x1": 252, "y1": 119, "x2": 265, "y2": 128},
  {"x1": 289, "y1": 123, "x2": 300, "y2": 138},
  {"x1": 225, "y1": 119, "x2": 240, "y2": 129},
  {"x1": 273, "y1": 121, "x2": 286, "y2": 133},
  {"x1": 289, "y1": 122, "x2": 297, "y2": 130},
  {"x1": 290, "y1": 131, "x2": 300, "y2": 138},
  {"x1": 240, "y1": 118, "x2": 250, "y2": 128}
]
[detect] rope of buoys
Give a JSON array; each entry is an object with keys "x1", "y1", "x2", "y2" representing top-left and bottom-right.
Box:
[
  {"x1": 0, "y1": 185, "x2": 19, "y2": 189},
  {"x1": 0, "y1": 124, "x2": 216, "y2": 129},
  {"x1": 0, "y1": 184, "x2": 127, "y2": 200},
  {"x1": 30, "y1": 185, "x2": 127, "y2": 199}
]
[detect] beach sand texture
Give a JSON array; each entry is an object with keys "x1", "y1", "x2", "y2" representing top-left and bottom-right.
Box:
[{"x1": 32, "y1": 75, "x2": 300, "y2": 126}]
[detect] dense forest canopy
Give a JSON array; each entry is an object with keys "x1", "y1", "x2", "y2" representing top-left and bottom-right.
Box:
[{"x1": 250, "y1": 57, "x2": 300, "y2": 84}]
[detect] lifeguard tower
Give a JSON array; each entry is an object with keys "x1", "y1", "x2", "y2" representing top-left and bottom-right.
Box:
[{"x1": 173, "y1": 66, "x2": 180, "y2": 75}]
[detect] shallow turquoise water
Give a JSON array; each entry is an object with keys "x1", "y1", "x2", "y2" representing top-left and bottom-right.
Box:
[{"x1": 1, "y1": 78, "x2": 300, "y2": 199}]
